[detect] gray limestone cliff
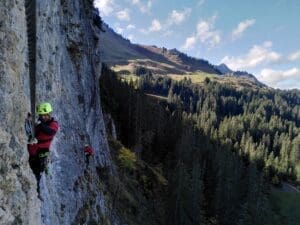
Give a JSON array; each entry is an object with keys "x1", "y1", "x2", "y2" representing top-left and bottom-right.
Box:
[
  {"x1": 0, "y1": 1, "x2": 113, "y2": 224},
  {"x1": 0, "y1": 1, "x2": 42, "y2": 224}
]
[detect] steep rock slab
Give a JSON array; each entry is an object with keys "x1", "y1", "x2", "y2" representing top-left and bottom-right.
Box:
[{"x1": 34, "y1": 0, "x2": 112, "y2": 224}]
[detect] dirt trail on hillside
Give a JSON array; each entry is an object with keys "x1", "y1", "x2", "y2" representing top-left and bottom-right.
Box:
[{"x1": 274, "y1": 182, "x2": 300, "y2": 193}]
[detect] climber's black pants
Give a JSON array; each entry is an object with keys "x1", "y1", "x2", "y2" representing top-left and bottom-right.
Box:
[
  {"x1": 85, "y1": 155, "x2": 90, "y2": 166},
  {"x1": 29, "y1": 149, "x2": 49, "y2": 192}
]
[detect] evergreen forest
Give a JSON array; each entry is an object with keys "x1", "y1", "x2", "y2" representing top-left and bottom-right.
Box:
[{"x1": 100, "y1": 64, "x2": 300, "y2": 225}]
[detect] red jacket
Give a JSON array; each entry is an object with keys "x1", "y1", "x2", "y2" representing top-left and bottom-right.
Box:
[
  {"x1": 35, "y1": 118, "x2": 59, "y2": 149},
  {"x1": 28, "y1": 118, "x2": 59, "y2": 156},
  {"x1": 84, "y1": 146, "x2": 94, "y2": 155}
]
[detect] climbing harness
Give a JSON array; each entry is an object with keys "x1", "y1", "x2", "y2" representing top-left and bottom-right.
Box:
[
  {"x1": 25, "y1": 0, "x2": 37, "y2": 139},
  {"x1": 38, "y1": 151, "x2": 49, "y2": 158}
]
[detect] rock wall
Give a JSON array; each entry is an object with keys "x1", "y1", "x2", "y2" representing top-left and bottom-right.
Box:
[
  {"x1": 0, "y1": 1, "x2": 42, "y2": 225},
  {"x1": 36, "y1": 0, "x2": 113, "y2": 224},
  {"x1": 0, "y1": 0, "x2": 113, "y2": 224}
]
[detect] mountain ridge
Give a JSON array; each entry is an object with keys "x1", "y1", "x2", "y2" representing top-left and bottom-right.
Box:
[
  {"x1": 100, "y1": 23, "x2": 220, "y2": 75},
  {"x1": 100, "y1": 23, "x2": 265, "y2": 88}
]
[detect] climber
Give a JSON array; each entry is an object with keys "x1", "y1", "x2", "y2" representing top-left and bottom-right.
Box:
[
  {"x1": 84, "y1": 144, "x2": 94, "y2": 168},
  {"x1": 27, "y1": 102, "x2": 59, "y2": 194}
]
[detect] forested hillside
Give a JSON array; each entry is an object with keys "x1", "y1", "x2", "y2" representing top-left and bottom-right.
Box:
[
  {"x1": 138, "y1": 73, "x2": 300, "y2": 183},
  {"x1": 100, "y1": 65, "x2": 300, "y2": 225}
]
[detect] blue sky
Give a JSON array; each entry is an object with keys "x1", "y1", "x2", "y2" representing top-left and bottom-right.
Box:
[{"x1": 94, "y1": 0, "x2": 300, "y2": 89}]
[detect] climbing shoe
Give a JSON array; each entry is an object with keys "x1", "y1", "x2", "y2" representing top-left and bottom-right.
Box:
[{"x1": 45, "y1": 166, "x2": 49, "y2": 175}]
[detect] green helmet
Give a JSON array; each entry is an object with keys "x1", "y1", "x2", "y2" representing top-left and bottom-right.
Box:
[{"x1": 37, "y1": 102, "x2": 53, "y2": 115}]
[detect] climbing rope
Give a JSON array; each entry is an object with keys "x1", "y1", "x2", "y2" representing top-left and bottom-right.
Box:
[{"x1": 25, "y1": 0, "x2": 36, "y2": 137}]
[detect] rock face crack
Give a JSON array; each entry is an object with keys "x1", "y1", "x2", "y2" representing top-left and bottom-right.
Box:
[{"x1": 25, "y1": 0, "x2": 36, "y2": 128}]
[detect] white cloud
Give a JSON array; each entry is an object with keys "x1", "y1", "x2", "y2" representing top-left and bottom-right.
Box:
[
  {"x1": 231, "y1": 19, "x2": 255, "y2": 40},
  {"x1": 221, "y1": 41, "x2": 281, "y2": 70},
  {"x1": 288, "y1": 50, "x2": 300, "y2": 61},
  {"x1": 259, "y1": 67, "x2": 300, "y2": 89},
  {"x1": 115, "y1": 26, "x2": 124, "y2": 34},
  {"x1": 127, "y1": 34, "x2": 135, "y2": 42},
  {"x1": 168, "y1": 9, "x2": 191, "y2": 25},
  {"x1": 94, "y1": 0, "x2": 115, "y2": 16},
  {"x1": 126, "y1": 24, "x2": 136, "y2": 30},
  {"x1": 182, "y1": 15, "x2": 221, "y2": 50},
  {"x1": 116, "y1": 9, "x2": 130, "y2": 21},
  {"x1": 149, "y1": 19, "x2": 162, "y2": 32},
  {"x1": 131, "y1": 0, "x2": 153, "y2": 13},
  {"x1": 139, "y1": 7, "x2": 191, "y2": 36},
  {"x1": 197, "y1": 20, "x2": 220, "y2": 47},
  {"x1": 142, "y1": 8, "x2": 191, "y2": 35},
  {"x1": 182, "y1": 36, "x2": 197, "y2": 50}
]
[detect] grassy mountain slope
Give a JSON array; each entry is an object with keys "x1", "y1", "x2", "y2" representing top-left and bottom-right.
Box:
[
  {"x1": 100, "y1": 24, "x2": 221, "y2": 75},
  {"x1": 99, "y1": 25, "x2": 143, "y2": 63}
]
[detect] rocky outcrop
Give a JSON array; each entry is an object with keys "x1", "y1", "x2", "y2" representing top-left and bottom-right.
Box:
[{"x1": 1, "y1": 0, "x2": 113, "y2": 225}]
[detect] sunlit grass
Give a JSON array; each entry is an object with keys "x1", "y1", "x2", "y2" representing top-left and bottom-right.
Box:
[
  {"x1": 119, "y1": 74, "x2": 139, "y2": 83},
  {"x1": 111, "y1": 64, "x2": 133, "y2": 73},
  {"x1": 167, "y1": 72, "x2": 219, "y2": 84},
  {"x1": 117, "y1": 73, "x2": 219, "y2": 86},
  {"x1": 114, "y1": 67, "x2": 260, "y2": 91}
]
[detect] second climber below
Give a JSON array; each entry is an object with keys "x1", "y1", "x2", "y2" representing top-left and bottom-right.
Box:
[
  {"x1": 84, "y1": 144, "x2": 94, "y2": 168},
  {"x1": 27, "y1": 102, "x2": 59, "y2": 195}
]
